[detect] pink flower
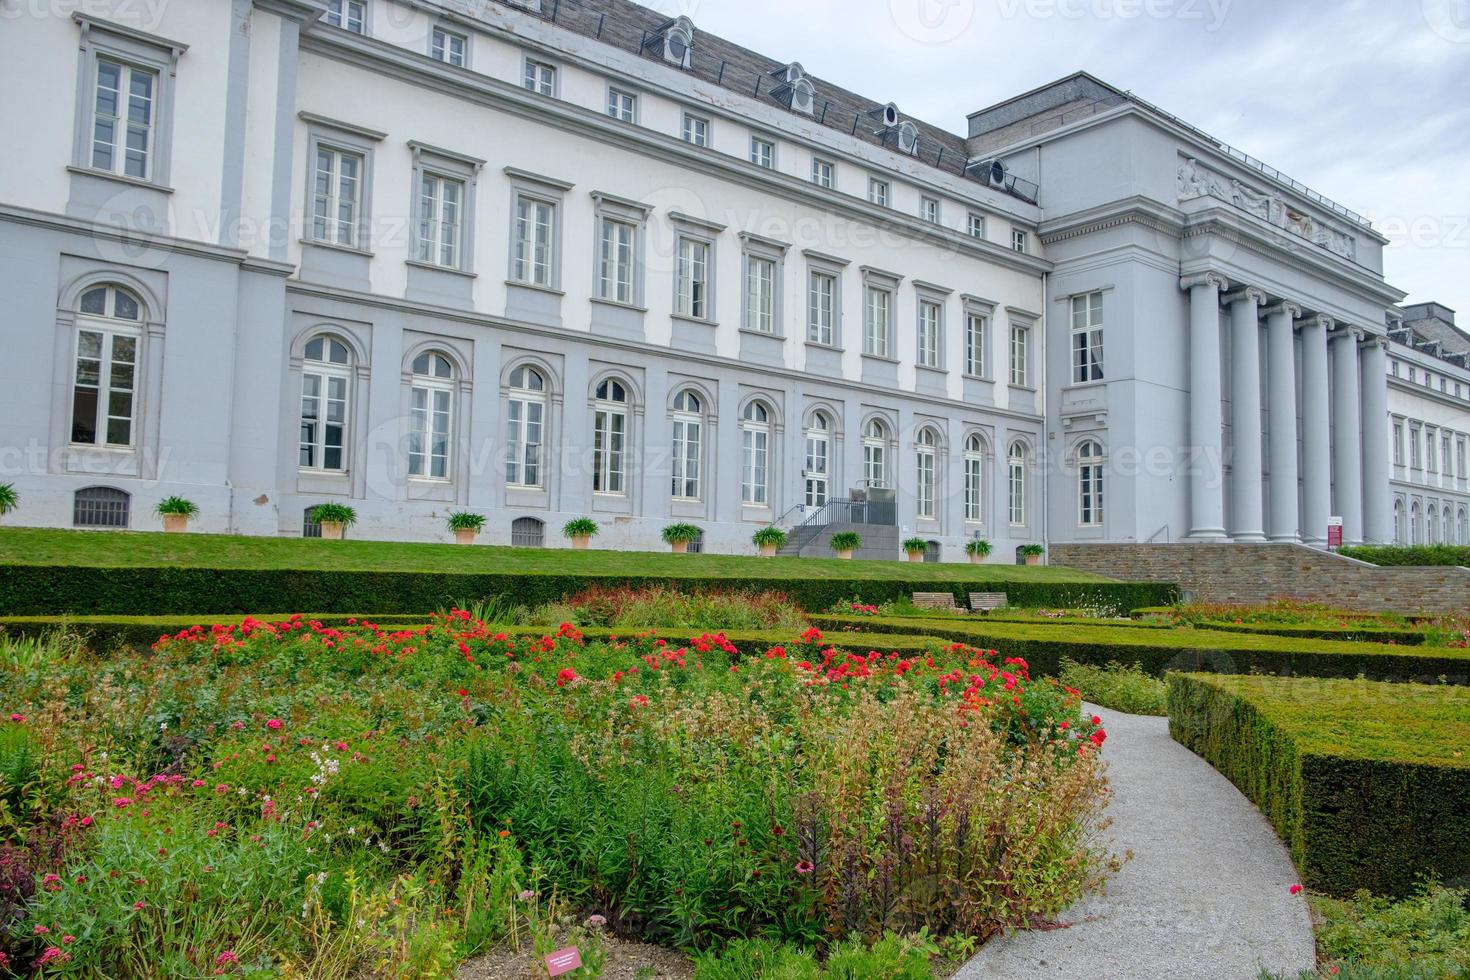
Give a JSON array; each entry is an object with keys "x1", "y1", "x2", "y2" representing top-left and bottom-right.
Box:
[
  {"x1": 113, "y1": 796, "x2": 133, "y2": 808},
  {"x1": 266, "y1": 718, "x2": 283, "y2": 730},
  {"x1": 7, "y1": 713, "x2": 22, "y2": 723},
  {"x1": 36, "y1": 947, "x2": 70, "y2": 967},
  {"x1": 33, "y1": 924, "x2": 49, "y2": 935},
  {"x1": 215, "y1": 950, "x2": 239, "y2": 966},
  {"x1": 1290, "y1": 884, "x2": 1303, "y2": 895},
  {"x1": 133, "y1": 900, "x2": 145, "y2": 910},
  {"x1": 61, "y1": 935, "x2": 75, "y2": 945},
  {"x1": 795, "y1": 859, "x2": 814, "y2": 874}
]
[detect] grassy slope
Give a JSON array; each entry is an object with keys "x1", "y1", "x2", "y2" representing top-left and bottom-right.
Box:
[{"x1": 0, "y1": 527, "x2": 1111, "y2": 583}]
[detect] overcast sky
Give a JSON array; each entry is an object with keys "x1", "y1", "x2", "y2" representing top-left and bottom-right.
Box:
[{"x1": 671, "y1": 0, "x2": 1470, "y2": 321}]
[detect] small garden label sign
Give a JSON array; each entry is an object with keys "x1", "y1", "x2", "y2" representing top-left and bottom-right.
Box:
[{"x1": 545, "y1": 947, "x2": 583, "y2": 977}]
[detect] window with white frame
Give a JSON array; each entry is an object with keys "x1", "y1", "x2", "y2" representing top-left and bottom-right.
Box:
[
  {"x1": 593, "y1": 379, "x2": 628, "y2": 495},
  {"x1": 407, "y1": 351, "x2": 453, "y2": 480},
  {"x1": 675, "y1": 236, "x2": 711, "y2": 319},
  {"x1": 660, "y1": 16, "x2": 694, "y2": 68},
  {"x1": 597, "y1": 216, "x2": 637, "y2": 304},
  {"x1": 1070, "y1": 291, "x2": 1104, "y2": 383},
  {"x1": 1410, "y1": 502, "x2": 1421, "y2": 544},
  {"x1": 681, "y1": 113, "x2": 710, "y2": 147},
  {"x1": 964, "y1": 311, "x2": 987, "y2": 377},
  {"x1": 505, "y1": 366, "x2": 545, "y2": 488},
  {"x1": 1458, "y1": 437, "x2": 1466, "y2": 478},
  {"x1": 863, "y1": 418, "x2": 889, "y2": 489},
  {"x1": 750, "y1": 136, "x2": 775, "y2": 169},
  {"x1": 868, "y1": 178, "x2": 890, "y2": 207},
  {"x1": 741, "y1": 401, "x2": 771, "y2": 506},
  {"x1": 299, "y1": 335, "x2": 351, "y2": 472},
  {"x1": 1011, "y1": 229, "x2": 1027, "y2": 253},
  {"x1": 1009, "y1": 322, "x2": 1030, "y2": 386},
  {"x1": 311, "y1": 145, "x2": 364, "y2": 248},
  {"x1": 1443, "y1": 433, "x2": 1452, "y2": 476},
  {"x1": 967, "y1": 212, "x2": 985, "y2": 239},
  {"x1": 523, "y1": 59, "x2": 556, "y2": 96},
  {"x1": 1008, "y1": 441, "x2": 1027, "y2": 525},
  {"x1": 72, "y1": 18, "x2": 183, "y2": 188},
  {"x1": 1077, "y1": 439, "x2": 1104, "y2": 526},
  {"x1": 325, "y1": 0, "x2": 365, "y2": 32},
  {"x1": 607, "y1": 88, "x2": 637, "y2": 123},
  {"x1": 89, "y1": 57, "x2": 159, "y2": 181},
  {"x1": 917, "y1": 300, "x2": 942, "y2": 368},
  {"x1": 915, "y1": 427, "x2": 938, "y2": 519},
  {"x1": 811, "y1": 157, "x2": 835, "y2": 189},
  {"x1": 744, "y1": 254, "x2": 776, "y2": 333},
  {"x1": 863, "y1": 285, "x2": 891, "y2": 358},
  {"x1": 416, "y1": 171, "x2": 464, "y2": 268},
  {"x1": 1427, "y1": 427, "x2": 1437, "y2": 473},
  {"x1": 71, "y1": 284, "x2": 141, "y2": 448},
  {"x1": 512, "y1": 193, "x2": 555, "y2": 286},
  {"x1": 963, "y1": 433, "x2": 985, "y2": 523},
  {"x1": 1393, "y1": 420, "x2": 1404, "y2": 465},
  {"x1": 921, "y1": 196, "x2": 939, "y2": 224},
  {"x1": 804, "y1": 412, "x2": 830, "y2": 508},
  {"x1": 808, "y1": 270, "x2": 837, "y2": 345},
  {"x1": 1410, "y1": 424, "x2": 1422, "y2": 468},
  {"x1": 670, "y1": 389, "x2": 702, "y2": 500},
  {"x1": 430, "y1": 27, "x2": 466, "y2": 66}
]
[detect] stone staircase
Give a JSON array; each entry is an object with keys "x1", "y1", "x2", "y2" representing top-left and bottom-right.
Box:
[{"x1": 776, "y1": 522, "x2": 899, "y2": 560}]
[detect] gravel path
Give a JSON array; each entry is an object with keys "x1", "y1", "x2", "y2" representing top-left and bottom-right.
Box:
[{"x1": 955, "y1": 704, "x2": 1316, "y2": 980}]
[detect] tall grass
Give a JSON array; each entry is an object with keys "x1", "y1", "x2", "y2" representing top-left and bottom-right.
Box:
[{"x1": 1058, "y1": 659, "x2": 1169, "y2": 716}]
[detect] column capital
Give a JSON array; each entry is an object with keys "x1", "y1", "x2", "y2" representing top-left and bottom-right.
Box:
[
  {"x1": 1180, "y1": 271, "x2": 1228, "y2": 292},
  {"x1": 1222, "y1": 286, "x2": 1268, "y2": 306},
  {"x1": 1358, "y1": 332, "x2": 1389, "y2": 351},
  {"x1": 1261, "y1": 301, "x2": 1303, "y2": 320},
  {"x1": 1300, "y1": 313, "x2": 1335, "y2": 332},
  {"x1": 1330, "y1": 324, "x2": 1366, "y2": 343}
]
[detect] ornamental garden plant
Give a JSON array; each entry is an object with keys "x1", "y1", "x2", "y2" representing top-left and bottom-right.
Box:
[
  {"x1": 445, "y1": 511, "x2": 486, "y2": 545},
  {"x1": 308, "y1": 503, "x2": 357, "y2": 541},
  {"x1": 153, "y1": 496, "x2": 199, "y2": 534},
  {"x1": 902, "y1": 537, "x2": 929, "y2": 562},
  {"x1": 562, "y1": 517, "x2": 598, "y2": 550},
  {"x1": 0, "y1": 484, "x2": 16, "y2": 519},
  {"x1": 965, "y1": 538, "x2": 993, "y2": 564},
  {"x1": 660, "y1": 522, "x2": 702, "y2": 553},
  {"x1": 751, "y1": 525, "x2": 786, "y2": 557},
  {"x1": 829, "y1": 531, "x2": 862, "y2": 559}
]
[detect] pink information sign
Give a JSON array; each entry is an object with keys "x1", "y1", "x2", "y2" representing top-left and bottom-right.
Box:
[{"x1": 544, "y1": 947, "x2": 583, "y2": 977}]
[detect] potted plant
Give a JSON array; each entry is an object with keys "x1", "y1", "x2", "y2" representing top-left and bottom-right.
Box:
[
  {"x1": 0, "y1": 483, "x2": 16, "y2": 520},
  {"x1": 1018, "y1": 543, "x2": 1045, "y2": 566},
  {"x1": 902, "y1": 536, "x2": 929, "y2": 563},
  {"x1": 155, "y1": 496, "x2": 199, "y2": 534},
  {"x1": 563, "y1": 517, "x2": 598, "y2": 550},
  {"x1": 752, "y1": 525, "x2": 786, "y2": 558},
  {"x1": 311, "y1": 502, "x2": 357, "y2": 541},
  {"x1": 829, "y1": 530, "x2": 862, "y2": 560},
  {"x1": 446, "y1": 511, "x2": 486, "y2": 545},
  {"x1": 965, "y1": 538, "x2": 993, "y2": 564},
  {"x1": 662, "y1": 522, "x2": 701, "y2": 554}
]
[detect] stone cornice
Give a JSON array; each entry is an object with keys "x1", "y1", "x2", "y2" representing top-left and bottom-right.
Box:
[
  {"x1": 1037, "y1": 195, "x2": 1184, "y2": 244},
  {"x1": 0, "y1": 202, "x2": 263, "y2": 268}
]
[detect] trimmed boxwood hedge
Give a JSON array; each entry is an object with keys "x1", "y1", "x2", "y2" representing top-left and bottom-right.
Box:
[
  {"x1": 811, "y1": 615, "x2": 1470, "y2": 684},
  {"x1": 1191, "y1": 620, "x2": 1428, "y2": 646},
  {"x1": 0, "y1": 564, "x2": 1177, "y2": 618},
  {"x1": 1167, "y1": 673, "x2": 1470, "y2": 897},
  {"x1": 1339, "y1": 544, "x2": 1470, "y2": 568}
]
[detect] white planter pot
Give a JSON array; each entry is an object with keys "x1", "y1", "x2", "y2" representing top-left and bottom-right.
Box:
[
  {"x1": 162, "y1": 514, "x2": 189, "y2": 534},
  {"x1": 454, "y1": 528, "x2": 478, "y2": 545},
  {"x1": 319, "y1": 521, "x2": 346, "y2": 541}
]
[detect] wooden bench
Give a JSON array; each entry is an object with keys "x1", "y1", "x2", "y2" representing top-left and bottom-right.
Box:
[
  {"x1": 911, "y1": 592, "x2": 959, "y2": 612},
  {"x1": 968, "y1": 592, "x2": 1009, "y2": 614}
]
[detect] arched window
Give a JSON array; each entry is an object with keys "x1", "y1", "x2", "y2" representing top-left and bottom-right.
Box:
[
  {"x1": 300, "y1": 334, "x2": 351, "y2": 472},
  {"x1": 593, "y1": 379, "x2": 628, "y2": 495},
  {"x1": 408, "y1": 350, "x2": 454, "y2": 480},
  {"x1": 1008, "y1": 441, "x2": 1028, "y2": 526},
  {"x1": 506, "y1": 365, "x2": 546, "y2": 488},
  {"x1": 303, "y1": 505, "x2": 322, "y2": 538},
  {"x1": 1459, "y1": 507, "x2": 1468, "y2": 546},
  {"x1": 915, "y1": 427, "x2": 939, "y2": 520},
  {"x1": 791, "y1": 78, "x2": 815, "y2": 115},
  {"x1": 964, "y1": 434, "x2": 986, "y2": 524},
  {"x1": 804, "y1": 412, "x2": 830, "y2": 508},
  {"x1": 73, "y1": 486, "x2": 130, "y2": 528},
  {"x1": 1410, "y1": 501, "x2": 1422, "y2": 545},
  {"x1": 670, "y1": 389, "x2": 703, "y2": 500},
  {"x1": 741, "y1": 401, "x2": 771, "y2": 506},
  {"x1": 1077, "y1": 439, "x2": 1104, "y2": 527},
  {"x1": 1393, "y1": 499, "x2": 1405, "y2": 545},
  {"x1": 863, "y1": 418, "x2": 889, "y2": 490},
  {"x1": 71, "y1": 284, "x2": 142, "y2": 447},
  {"x1": 1427, "y1": 504, "x2": 1439, "y2": 545},
  {"x1": 511, "y1": 516, "x2": 545, "y2": 548}
]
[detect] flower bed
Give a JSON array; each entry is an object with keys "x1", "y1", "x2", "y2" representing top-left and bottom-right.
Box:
[{"x1": 0, "y1": 613, "x2": 1114, "y2": 974}]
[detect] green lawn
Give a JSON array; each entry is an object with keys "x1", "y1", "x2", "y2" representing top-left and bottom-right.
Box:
[{"x1": 0, "y1": 527, "x2": 1111, "y2": 583}]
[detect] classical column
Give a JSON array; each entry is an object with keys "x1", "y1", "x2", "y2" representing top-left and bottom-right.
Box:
[
  {"x1": 1182, "y1": 273, "x2": 1228, "y2": 540},
  {"x1": 1263, "y1": 302, "x2": 1302, "y2": 541},
  {"x1": 1330, "y1": 326, "x2": 1365, "y2": 545},
  {"x1": 1299, "y1": 315, "x2": 1333, "y2": 546},
  {"x1": 1359, "y1": 335, "x2": 1393, "y2": 545},
  {"x1": 1225, "y1": 287, "x2": 1266, "y2": 541}
]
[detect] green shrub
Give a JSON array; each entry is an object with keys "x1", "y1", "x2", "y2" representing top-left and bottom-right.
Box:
[
  {"x1": 154, "y1": 496, "x2": 199, "y2": 518},
  {"x1": 0, "y1": 723, "x2": 39, "y2": 814},
  {"x1": 310, "y1": 502, "x2": 357, "y2": 526},
  {"x1": 1058, "y1": 659, "x2": 1168, "y2": 715},
  {"x1": 694, "y1": 932, "x2": 937, "y2": 979},
  {"x1": 562, "y1": 518, "x2": 598, "y2": 539},
  {"x1": 1340, "y1": 545, "x2": 1470, "y2": 568},
  {"x1": 829, "y1": 531, "x2": 862, "y2": 552},
  {"x1": 965, "y1": 538, "x2": 992, "y2": 558},
  {"x1": 752, "y1": 526, "x2": 787, "y2": 549},
  {"x1": 446, "y1": 511, "x2": 486, "y2": 533},
  {"x1": 1017, "y1": 544, "x2": 1045, "y2": 558},
  {"x1": 0, "y1": 483, "x2": 15, "y2": 517},
  {"x1": 1166, "y1": 673, "x2": 1470, "y2": 897},
  {"x1": 1307, "y1": 884, "x2": 1470, "y2": 978},
  {"x1": 901, "y1": 537, "x2": 929, "y2": 554},
  {"x1": 662, "y1": 522, "x2": 702, "y2": 545}
]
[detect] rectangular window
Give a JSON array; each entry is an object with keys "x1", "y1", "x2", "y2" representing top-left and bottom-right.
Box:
[
  {"x1": 607, "y1": 88, "x2": 638, "y2": 123},
  {"x1": 71, "y1": 329, "x2": 137, "y2": 447},
  {"x1": 1427, "y1": 427, "x2": 1438, "y2": 473},
  {"x1": 1010, "y1": 323, "x2": 1029, "y2": 386},
  {"x1": 299, "y1": 371, "x2": 347, "y2": 471},
  {"x1": 598, "y1": 217, "x2": 636, "y2": 304},
  {"x1": 512, "y1": 194, "x2": 554, "y2": 285},
  {"x1": 917, "y1": 300, "x2": 942, "y2": 368},
  {"x1": 325, "y1": 0, "x2": 365, "y2": 32},
  {"x1": 964, "y1": 312, "x2": 987, "y2": 377},
  {"x1": 311, "y1": 146, "x2": 364, "y2": 247},
  {"x1": 1393, "y1": 421, "x2": 1404, "y2": 466},
  {"x1": 750, "y1": 136, "x2": 775, "y2": 169},
  {"x1": 868, "y1": 178, "x2": 890, "y2": 207},
  {"x1": 1009, "y1": 457, "x2": 1026, "y2": 526},
  {"x1": 745, "y1": 255, "x2": 776, "y2": 333},
  {"x1": 505, "y1": 396, "x2": 544, "y2": 487},
  {"x1": 863, "y1": 286, "x2": 891, "y2": 358},
  {"x1": 1079, "y1": 458, "x2": 1104, "y2": 526},
  {"x1": 811, "y1": 157, "x2": 835, "y2": 189},
  {"x1": 593, "y1": 408, "x2": 626, "y2": 494},
  {"x1": 416, "y1": 172, "x2": 464, "y2": 268},
  {"x1": 523, "y1": 60, "x2": 556, "y2": 96},
  {"x1": 681, "y1": 113, "x2": 709, "y2": 147},
  {"x1": 916, "y1": 450, "x2": 936, "y2": 519},
  {"x1": 671, "y1": 415, "x2": 701, "y2": 500},
  {"x1": 90, "y1": 57, "x2": 158, "y2": 180},
  {"x1": 921, "y1": 196, "x2": 939, "y2": 224},
  {"x1": 1011, "y1": 229, "x2": 1027, "y2": 253},
  {"x1": 1458, "y1": 437, "x2": 1466, "y2": 478},
  {"x1": 1444, "y1": 434, "x2": 1453, "y2": 475},
  {"x1": 675, "y1": 237, "x2": 710, "y2": 319},
  {"x1": 804, "y1": 430, "x2": 829, "y2": 508},
  {"x1": 408, "y1": 385, "x2": 451, "y2": 480},
  {"x1": 742, "y1": 427, "x2": 769, "y2": 506},
  {"x1": 808, "y1": 271, "x2": 836, "y2": 345},
  {"x1": 1070, "y1": 291, "x2": 1104, "y2": 383},
  {"x1": 967, "y1": 212, "x2": 986, "y2": 239},
  {"x1": 1410, "y1": 426, "x2": 1422, "y2": 468},
  {"x1": 430, "y1": 27, "x2": 466, "y2": 66},
  {"x1": 964, "y1": 451, "x2": 983, "y2": 522}
]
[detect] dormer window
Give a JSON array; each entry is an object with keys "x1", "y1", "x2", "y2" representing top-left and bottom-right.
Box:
[
  {"x1": 897, "y1": 121, "x2": 920, "y2": 155},
  {"x1": 770, "y1": 62, "x2": 816, "y2": 116},
  {"x1": 650, "y1": 16, "x2": 694, "y2": 69}
]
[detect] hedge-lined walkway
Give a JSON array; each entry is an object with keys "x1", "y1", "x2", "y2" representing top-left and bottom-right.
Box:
[{"x1": 956, "y1": 705, "x2": 1314, "y2": 980}]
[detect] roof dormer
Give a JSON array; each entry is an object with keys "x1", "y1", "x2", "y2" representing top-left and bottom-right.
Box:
[
  {"x1": 769, "y1": 62, "x2": 816, "y2": 116},
  {"x1": 645, "y1": 16, "x2": 694, "y2": 69},
  {"x1": 868, "y1": 104, "x2": 919, "y2": 155}
]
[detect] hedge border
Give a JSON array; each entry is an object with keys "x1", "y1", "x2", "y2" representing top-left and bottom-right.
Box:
[
  {"x1": 1190, "y1": 620, "x2": 1428, "y2": 646},
  {"x1": 0, "y1": 565, "x2": 1178, "y2": 618},
  {"x1": 1338, "y1": 544, "x2": 1470, "y2": 568},
  {"x1": 811, "y1": 615, "x2": 1470, "y2": 684},
  {"x1": 1166, "y1": 673, "x2": 1470, "y2": 897}
]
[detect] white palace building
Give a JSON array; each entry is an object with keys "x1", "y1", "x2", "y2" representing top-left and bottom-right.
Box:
[{"x1": 1, "y1": 0, "x2": 1467, "y2": 558}]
